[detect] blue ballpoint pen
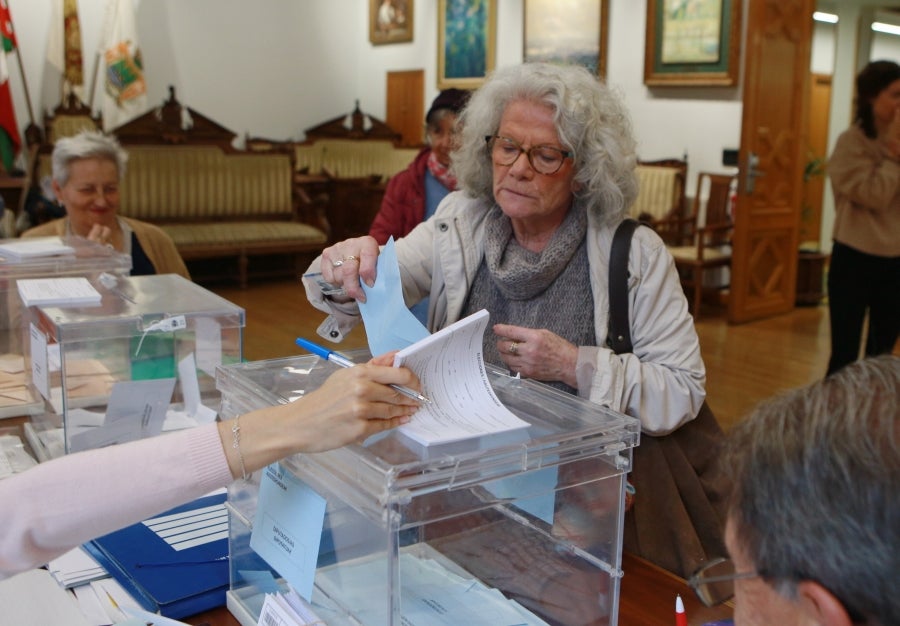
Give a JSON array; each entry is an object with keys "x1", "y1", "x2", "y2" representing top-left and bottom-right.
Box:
[{"x1": 295, "y1": 337, "x2": 431, "y2": 404}]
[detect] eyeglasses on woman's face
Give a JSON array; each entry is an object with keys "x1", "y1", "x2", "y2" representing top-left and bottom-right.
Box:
[
  {"x1": 485, "y1": 135, "x2": 573, "y2": 175},
  {"x1": 688, "y1": 557, "x2": 759, "y2": 607}
]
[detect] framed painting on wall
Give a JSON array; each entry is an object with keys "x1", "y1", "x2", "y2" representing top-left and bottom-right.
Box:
[
  {"x1": 644, "y1": 0, "x2": 741, "y2": 86},
  {"x1": 524, "y1": 0, "x2": 610, "y2": 79},
  {"x1": 370, "y1": 0, "x2": 414, "y2": 45},
  {"x1": 437, "y1": 0, "x2": 497, "y2": 89}
]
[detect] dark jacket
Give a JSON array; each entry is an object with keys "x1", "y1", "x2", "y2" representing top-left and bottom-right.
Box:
[{"x1": 368, "y1": 147, "x2": 431, "y2": 244}]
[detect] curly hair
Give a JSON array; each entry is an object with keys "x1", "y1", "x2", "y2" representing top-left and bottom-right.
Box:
[
  {"x1": 453, "y1": 62, "x2": 638, "y2": 225},
  {"x1": 51, "y1": 130, "x2": 129, "y2": 186}
]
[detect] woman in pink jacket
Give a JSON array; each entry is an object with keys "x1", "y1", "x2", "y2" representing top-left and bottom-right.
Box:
[{"x1": 0, "y1": 358, "x2": 420, "y2": 579}]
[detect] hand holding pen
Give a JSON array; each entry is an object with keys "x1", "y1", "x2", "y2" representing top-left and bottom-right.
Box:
[{"x1": 296, "y1": 338, "x2": 431, "y2": 405}]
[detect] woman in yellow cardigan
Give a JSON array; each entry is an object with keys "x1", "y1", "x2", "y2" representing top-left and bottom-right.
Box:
[{"x1": 22, "y1": 130, "x2": 190, "y2": 279}]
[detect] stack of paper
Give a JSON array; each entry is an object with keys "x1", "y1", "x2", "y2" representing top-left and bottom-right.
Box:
[
  {"x1": 258, "y1": 589, "x2": 326, "y2": 625},
  {"x1": 47, "y1": 547, "x2": 108, "y2": 589},
  {"x1": 392, "y1": 309, "x2": 530, "y2": 446},
  {"x1": 0, "y1": 238, "x2": 75, "y2": 262},
  {"x1": 17, "y1": 277, "x2": 102, "y2": 308}
]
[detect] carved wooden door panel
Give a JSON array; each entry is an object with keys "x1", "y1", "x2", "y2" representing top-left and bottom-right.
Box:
[{"x1": 729, "y1": 0, "x2": 814, "y2": 323}]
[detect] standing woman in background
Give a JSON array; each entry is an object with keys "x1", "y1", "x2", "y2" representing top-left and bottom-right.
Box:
[{"x1": 825, "y1": 60, "x2": 900, "y2": 376}]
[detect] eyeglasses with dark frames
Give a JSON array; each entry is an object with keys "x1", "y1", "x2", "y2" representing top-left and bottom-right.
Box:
[
  {"x1": 687, "y1": 558, "x2": 758, "y2": 607},
  {"x1": 485, "y1": 135, "x2": 573, "y2": 175}
]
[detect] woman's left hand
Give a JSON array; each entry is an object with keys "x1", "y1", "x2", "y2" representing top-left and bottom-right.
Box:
[{"x1": 493, "y1": 323, "x2": 579, "y2": 389}]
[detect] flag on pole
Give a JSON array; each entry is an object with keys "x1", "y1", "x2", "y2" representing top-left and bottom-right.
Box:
[
  {"x1": 46, "y1": 0, "x2": 84, "y2": 99},
  {"x1": 99, "y1": 0, "x2": 146, "y2": 131},
  {"x1": 0, "y1": 0, "x2": 21, "y2": 173}
]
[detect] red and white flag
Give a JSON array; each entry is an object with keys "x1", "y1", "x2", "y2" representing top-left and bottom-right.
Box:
[
  {"x1": 0, "y1": 0, "x2": 21, "y2": 172},
  {"x1": 99, "y1": 0, "x2": 146, "y2": 131}
]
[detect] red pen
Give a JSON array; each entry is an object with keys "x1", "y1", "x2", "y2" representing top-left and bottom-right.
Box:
[{"x1": 676, "y1": 594, "x2": 688, "y2": 626}]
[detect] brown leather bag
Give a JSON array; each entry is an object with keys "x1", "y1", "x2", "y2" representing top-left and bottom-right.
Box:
[{"x1": 608, "y1": 219, "x2": 730, "y2": 578}]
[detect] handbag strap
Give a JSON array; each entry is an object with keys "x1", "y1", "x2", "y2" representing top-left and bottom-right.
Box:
[{"x1": 607, "y1": 218, "x2": 640, "y2": 355}]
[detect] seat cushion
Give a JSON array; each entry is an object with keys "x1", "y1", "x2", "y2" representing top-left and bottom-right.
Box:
[{"x1": 161, "y1": 221, "x2": 327, "y2": 250}]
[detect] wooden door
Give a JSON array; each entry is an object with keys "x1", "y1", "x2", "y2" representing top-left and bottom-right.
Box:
[
  {"x1": 729, "y1": 0, "x2": 814, "y2": 323},
  {"x1": 386, "y1": 70, "x2": 424, "y2": 147},
  {"x1": 801, "y1": 73, "x2": 831, "y2": 246}
]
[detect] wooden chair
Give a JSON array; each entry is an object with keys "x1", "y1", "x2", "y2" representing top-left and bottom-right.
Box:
[
  {"x1": 666, "y1": 172, "x2": 736, "y2": 317},
  {"x1": 631, "y1": 157, "x2": 690, "y2": 245}
]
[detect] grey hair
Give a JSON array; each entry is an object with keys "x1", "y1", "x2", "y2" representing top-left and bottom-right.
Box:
[
  {"x1": 453, "y1": 62, "x2": 638, "y2": 224},
  {"x1": 51, "y1": 130, "x2": 128, "y2": 186},
  {"x1": 723, "y1": 355, "x2": 900, "y2": 626}
]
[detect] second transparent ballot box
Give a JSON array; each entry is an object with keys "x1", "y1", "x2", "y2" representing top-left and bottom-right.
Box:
[
  {"x1": 219, "y1": 355, "x2": 641, "y2": 626},
  {"x1": 25, "y1": 273, "x2": 244, "y2": 456},
  {"x1": 0, "y1": 236, "x2": 131, "y2": 420}
]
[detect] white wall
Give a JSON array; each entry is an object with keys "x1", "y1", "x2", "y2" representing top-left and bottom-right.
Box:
[{"x1": 6, "y1": 0, "x2": 743, "y2": 193}]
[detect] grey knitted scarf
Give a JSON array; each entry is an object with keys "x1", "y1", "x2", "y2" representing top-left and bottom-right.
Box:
[{"x1": 464, "y1": 205, "x2": 596, "y2": 393}]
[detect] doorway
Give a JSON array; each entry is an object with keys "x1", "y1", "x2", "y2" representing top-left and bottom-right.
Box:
[{"x1": 386, "y1": 70, "x2": 425, "y2": 147}]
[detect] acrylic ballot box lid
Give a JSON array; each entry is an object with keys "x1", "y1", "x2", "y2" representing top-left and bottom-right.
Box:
[
  {"x1": 219, "y1": 354, "x2": 641, "y2": 626},
  {"x1": 0, "y1": 236, "x2": 132, "y2": 278},
  {"x1": 34, "y1": 274, "x2": 244, "y2": 342},
  {"x1": 218, "y1": 354, "x2": 639, "y2": 508}
]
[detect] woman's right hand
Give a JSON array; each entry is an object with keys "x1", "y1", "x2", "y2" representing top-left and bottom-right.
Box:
[
  {"x1": 292, "y1": 361, "x2": 420, "y2": 452},
  {"x1": 320, "y1": 236, "x2": 381, "y2": 302}
]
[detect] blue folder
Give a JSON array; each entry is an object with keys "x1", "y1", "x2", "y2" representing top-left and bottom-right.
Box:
[{"x1": 83, "y1": 492, "x2": 229, "y2": 619}]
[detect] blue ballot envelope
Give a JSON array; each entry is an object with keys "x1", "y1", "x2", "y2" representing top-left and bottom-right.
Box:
[{"x1": 84, "y1": 492, "x2": 229, "y2": 619}]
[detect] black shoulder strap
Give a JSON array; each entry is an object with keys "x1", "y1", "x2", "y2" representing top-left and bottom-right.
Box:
[{"x1": 607, "y1": 218, "x2": 639, "y2": 355}]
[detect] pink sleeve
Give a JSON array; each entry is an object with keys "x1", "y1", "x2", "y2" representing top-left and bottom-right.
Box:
[{"x1": 0, "y1": 423, "x2": 234, "y2": 579}]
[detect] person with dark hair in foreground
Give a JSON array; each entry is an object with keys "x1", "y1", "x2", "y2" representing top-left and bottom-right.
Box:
[{"x1": 689, "y1": 355, "x2": 899, "y2": 625}]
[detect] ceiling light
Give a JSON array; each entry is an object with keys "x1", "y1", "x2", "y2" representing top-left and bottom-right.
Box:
[
  {"x1": 872, "y1": 21, "x2": 900, "y2": 36},
  {"x1": 813, "y1": 11, "x2": 838, "y2": 23}
]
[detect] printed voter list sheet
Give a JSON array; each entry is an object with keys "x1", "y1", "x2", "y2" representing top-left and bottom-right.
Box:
[{"x1": 393, "y1": 309, "x2": 528, "y2": 446}]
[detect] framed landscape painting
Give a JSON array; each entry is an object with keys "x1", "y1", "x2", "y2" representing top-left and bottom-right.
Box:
[
  {"x1": 644, "y1": 0, "x2": 741, "y2": 86},
  {"x1": 437, "y1": 0, "x2": 497, "y2": 89},
  {"x1": 370, "y1": 0, "x2": 414, "y2": 45},
  {"x1": 524, "y1": 0, "x2": 610, "y2": 79}
]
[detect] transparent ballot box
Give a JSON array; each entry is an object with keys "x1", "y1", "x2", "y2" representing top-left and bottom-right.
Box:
[
  {"x1": 24, "y1": 273, "x2": 244, "y2": 456},
  {"x1": 0, "y1": 236, "x2": 131, "y2": 420},
  {"x1": 218, "y1": 355, "x2": 641, "y2": 626}
]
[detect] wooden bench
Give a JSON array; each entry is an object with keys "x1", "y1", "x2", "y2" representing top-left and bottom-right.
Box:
[
  {"x1": 250, "y1": 103, "x2": 419, "y2": 243},
  {"x1": 34, "y1": 89, "x2": 330, "y2": 287}
]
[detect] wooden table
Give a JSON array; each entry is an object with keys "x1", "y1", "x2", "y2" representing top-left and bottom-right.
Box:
[{"x1": 183, "y1": 552, "x2": 732, "y2": 626}]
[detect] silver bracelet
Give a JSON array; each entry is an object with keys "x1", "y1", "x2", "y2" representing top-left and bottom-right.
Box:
[{"x1": 231, "y1": 416, "x2": 249, "y2": 481}]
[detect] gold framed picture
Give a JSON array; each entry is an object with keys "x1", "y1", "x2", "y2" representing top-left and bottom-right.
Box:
[
  {"x1": 437, "y1": 0, "x2": 497, "y2": 90},
  {"x1": 524, "y1": 0, "x2": 610, "y2": 79},
  {"x1": 370, "y1": 0, "x2": 414, "y2": 46}
]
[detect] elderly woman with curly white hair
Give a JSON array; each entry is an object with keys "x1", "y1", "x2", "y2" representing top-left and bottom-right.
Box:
[
  {"x1": 306, "y1": 62, "x2": 704, "y2": 434},
  {"x1": 305, "y1": 63, "x2": 716, "y2": 576}
]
